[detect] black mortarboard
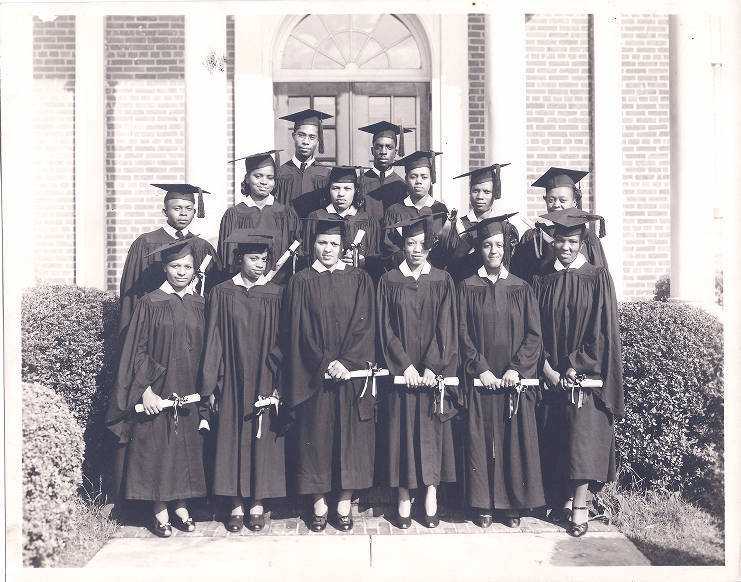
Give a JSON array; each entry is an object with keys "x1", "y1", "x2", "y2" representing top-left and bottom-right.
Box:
[
  {"x1": 145, "y1": 238, "x2": 196, "y2": 262},
  {"x1": 453, "y1": 162, "x2": 511, "y2": 200},
  {"x1": 531, "y1": 167, "x2": 589, "y2": 190},
  {"x1": 459, "y1": 212, "x2": 519, "y2": 240},
  {"x1": 540, "y1": 208, "x2": 606, "y2": 238},
  {"x1": 151, "y1": 183, "x2": 211, "y2": 219},
  {"x1": 229, "y1": 150, "x2": 282, "y2": 174},
  {"x1": 224, "y1": 228, "x2": 275, "y2": 251},
  {"x1": 327, "y1": 165, "x2": 370, "y2": 207},
  {"x1": 358, "y1": 121, "x2": 413, "y2": 157},
  {"x1": 392, "y1": 150, "x2": 443, "y2": 184},
  {"x1": 279, "y1": 108, "x2": 333, "y2": 155},
  {"x1": 383, "y1": 211, "x2": 447, "y2": 250},
  {"x1": 301, "y1": 214, "x2": 349, "y2": 240}
]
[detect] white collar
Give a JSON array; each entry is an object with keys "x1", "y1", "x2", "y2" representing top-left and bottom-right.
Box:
[
  {"x1": 399, "y1": 259, "x2": 431, "y2": 280},
  {"x1": 311, "y1": 259, "x2": 347, "y2": 273},
  {"x1": 371, "y1": 166, "x2": 392, "y2": 179},
  {"x1": 466, "y1": 207, "x2": 495, "y2": 223},
  {"x1": 477, "y1": 265, "x2": 509, "y2": 283},
  {"x1": 292, "y1": 156, "x2": 315, "y2": 169},
  {"x1": 403, "y1": 195, "x2": 434, "y2": 209},
  {"x1": 325, "y1": 203, "x2": 357, "y2": 218},
  {"x1": 554, "y1": 252, "x2": 588, "y2": 271},
  {"x1": 163, "y1": 223, "x2": 193, "y2": 238},
  {"x1": 159, "y1": 279, "x2": 194, "y2": 298},
  {"x1": 243, "y1": 194, "x2": 275, "y2": 208},
  {"x1": 232, "y1": 272, "x2": 263, "y2": 290}
]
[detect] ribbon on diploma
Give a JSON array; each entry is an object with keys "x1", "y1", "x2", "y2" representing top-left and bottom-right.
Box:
[{"x1": 253, "y1": 393, "x2": 281, "y2": 439}]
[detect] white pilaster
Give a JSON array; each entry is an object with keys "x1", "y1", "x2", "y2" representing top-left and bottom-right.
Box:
[
  {"x1": 485, "y1": 7, "x2": 528, "y2": 235},
  {"x1": 185, "y1": 8, "x2": 227, "y2": 247},
  {"x1": 592, "y1": 13, "x2": 624, "y2": 299},
  {"x1": 669, "y1": 14, "x2": 715, "y2": 306},
  {"x1": 75, "y1": 12, "x2": 106, "y2": 289}
]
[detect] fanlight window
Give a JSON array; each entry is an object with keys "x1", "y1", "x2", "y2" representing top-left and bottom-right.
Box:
[{"x1": 282, "y1": 14, "x2": 422, "y2": 70}]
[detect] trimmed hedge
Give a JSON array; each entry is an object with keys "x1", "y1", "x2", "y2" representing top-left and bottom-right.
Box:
[
  {"x1": 23, "y1": 383, "x2": 85, "y2": 566},
  {"x1": 617, "y1": 301, "x2": 723, "y2": 510}
]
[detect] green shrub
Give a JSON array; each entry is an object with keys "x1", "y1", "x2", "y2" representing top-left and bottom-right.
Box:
[
  {"x1": 23, "y1": 383, "x2": 85, "y2": 567},
  {"x1": 21, "y1": 285, "x2": 120, "y2": 487},
  {"x1": 617, "y1": 301, "x2": 724, "y2": 511}
]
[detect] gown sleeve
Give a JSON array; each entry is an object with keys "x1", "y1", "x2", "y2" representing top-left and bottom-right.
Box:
[
  {"x1": 118, "y1": 236, "x2": 146, "y2": 338},
  {"x1": 457, "y1": 285, "x2": 492, "y2": 377},
  {"x1": 376, "y1": 277, "x2": 414, "y2": 375},
  {"x1": 335, "y1": 271, "x2": 376, "y2": 373},
  {"x1": 199, "y1": 287, "x2": 225, "y2": 400},
  {"x1": 507, "y1": 284, "x2": 543, "y2": 376},
  {"x1": 216, "y1": 208, "x2": 235, "y2": 272},
  {"x1": 586, "y1": 230, "x2": 609, "y2": 270},
  {"x1": 421, "y1": 275, "x2": 459, "y2": 376}
]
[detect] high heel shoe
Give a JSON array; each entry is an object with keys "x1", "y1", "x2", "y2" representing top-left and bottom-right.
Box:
[
  {"x1": 566, "y1": 506, "x2": 589, "y2": 537},
  {"x1": 476, "y1": 513, "x2": 493, "y2": 529},
  {"x1": 334, "y1": 514, "x2": 353, "y2": 532},
  {"x1": 309, "y1": 513, "x2": 328, "y2": 532},
  {"x1": 172, "y1": 512, "x2": 195, "y2": 532},
  {"x1": 422, "y1": 512, "x2": 440, "y2": 528},
  {"x1": 151, "y1": 517, "x2": 172, "y2": 538}
]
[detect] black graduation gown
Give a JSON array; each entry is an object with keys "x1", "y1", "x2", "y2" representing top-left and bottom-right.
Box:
[
  {"x1": 458, "y1": 272, "x2": 545, "y2": 510},
  {"x1": 376, "y1": 265, "x2": 459, "y2": 489},
  {"x1": 381, "y1": 200, "x2": 453, "y2": 271},
  {"x1": 216, "y1": 200, "x2": 300, "y2": 282},
  {"x1": 106, "y1": 290, "x2": 207, "y2": 502},
  {"x1": 200, "y1": 278, "x2": 286, "y2": 500},
  {"x1": 532, "y1": 260, "x2": 624, "y2": 505},
  {"x1": 118, "y1": 229, "x2": 219, "y2": 338},
  {"x1": 360, "y1": 170, "x2": 407, "y2": 220},
  {"x1": 510, "y1": 226, "x2": 608, "y2": 284},
  {"x1": 283, "y1": 265, "x2": 376, "y2": 494},
  {"x1": 274, "y1": 160, "x2": 331, "y2": 219},
  {"x1": 447, "y1": 215, "x2": 521, "y2": 283}
]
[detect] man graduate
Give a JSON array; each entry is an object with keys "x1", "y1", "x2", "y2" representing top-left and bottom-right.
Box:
[{"x1": 118, "y1": 183, "x2": 220, "y2": 338}]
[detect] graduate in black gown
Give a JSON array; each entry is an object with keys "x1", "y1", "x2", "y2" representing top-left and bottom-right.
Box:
[
  {"x1": 106, "y1": 239, "x2": 208, "y2": 538},
  {"x1": 531, "y1": 208, "x2": 624, "y2": 537},
  {"x1": 200, "y1": 229, "x2": 287, "y2": 533},
  {"x1": 283, "y1": 216, "x2": 376, "y2": 533},
  {"x1": 510, "y1": 167, "x2": 608, "y2": 283},
  {"x1": 377, "y1": 215, "x2": 459, "y2": 529},
  {"x1": 357, "y1": 120, "x2": 412, "y2": 219},
  {"x1": 302, "y1": 166, "x2": 382, "y2": 278},
  {"x1": 382, "y1": 151, "x2": 453, "y2": 271},
  {"x1": 274, "y1": 108, "x2": 333, "y2": 218},
  {"x1": 219, "y1": 151, "x2": 300, "y2": 283},
  {"x1": 457, "y1": 216, "x2": 545, "y2": 528},
  {"x1": 448, "y1": 163, "x2": 521, "y2": 283},
  {"x1": 118, "y1": 183, "x2": 220, "y2": 339}
]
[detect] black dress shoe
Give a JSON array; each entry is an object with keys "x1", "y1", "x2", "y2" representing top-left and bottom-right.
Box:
[
  {"x1": 172, "y1": 513, "x2": 196, "y2": 532},
  {"x1": 476, "y1": 513, "x2": 493, "y2": 529},
  {"x1": 502, "y1": 516, "x2": 521, "y2": 528},
  {"x1": 151, "y1": 517, "x2": 172, "y2": 538},
  {"x1": 309, "y1": 513, "x2": 328, "y2": 532},
  {"x1": 422, "y1": 513, "x2": 440, "y2": 528},
  {"x1": 549, "y1": 507, "x2": 572, "y2": 524},
  {"x1": 334, "y1": 514, "x2": 353, "y2": 532},
  {"x1": 397, "y1": 515, "x2": 412, "y2": 529},
  {"x1": 566, "y1": 520, "x2": 589, "y2": 537},
  {"x1": 225, "y1": 514, "x2": 244, "y2": 532},
  {"x1": 247, "y1": 513, "x2": 266, "y2": 532}
]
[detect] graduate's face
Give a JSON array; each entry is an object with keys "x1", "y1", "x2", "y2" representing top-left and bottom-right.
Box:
[
  {"x1": 553, "y1": 233, "x2": 583, "y2": 265},
  {"x1": 292, "y1": 124, "x2": 319, "y2": 159},
  {"x1": 314, "y1": 234, "x2": 342, "y2": 267},
  {"x1": 247, "y1": 165, "x2": 275, "y2": 199},
  {"x1": 470, "y1": 180, "x2": 495, "y2": 214},
  {"x1": 371, "y1": 136, "x2": 397, "y2": 168},
  {"x1": 480, "y1": 233, "x2": 504, "y2": 269},
  {"x1": 241, "y1": 251, "x2": 268, "y2": 281},
  {"x1": 163, "y1": 199, "x2": 196, "y2": 230},
  {"x1": 403, "y1": 232, "x2": 430, "y2": 268},
  {"x1": 164, "y1": 253, "x2": 195, "y2": 291},
  {"x1": 406, "y1": 168, "x2": 431, "y2": 199},
  {"x1": 544, "y1": 186, "x2": 577, "y2": 212},
  {"x1": 329, "y1": 181, "x2": 355, "y2": 211}
]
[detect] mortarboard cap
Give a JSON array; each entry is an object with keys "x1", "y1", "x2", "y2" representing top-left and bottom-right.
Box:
[
  {"x1": 539, "y1": 208, "x2": 606, "y2": 238},
  {"x1": 392, "y1": 150, "x2": 443, "y2": 184},
  {"x1": 224, "y1": 228, "x2": 275, "y2": 250},
  {"x1": 454, "y1": 162, "x2": 511, "y2": 199},
  {"x1": 151, "y1": 183, "x2": 211, "y2": 219},
  {"x1": 358, "y1": 121, "x2": 414, "y2": 156},
  {"x1": 459, "y1": 212, "x2": 519, "y2": 240},
  {"x1": 280, "y1": 108, "x2": 333, "y2": 155},
  {"x1": 229, "y1": 150, "x2": 282, "y2": 174},
  {"x1": 531, "y1": 167, "x2": 589, "y2": 190},
  {"x1": 383, "y1": 211, "x2": 447, "y2": 250},
  {"x1": 145, "y1": 238, "x2": 196, "y2": 263},
  {"x1": 301, "y1": 214, "x2": 349, "y2": 240}
]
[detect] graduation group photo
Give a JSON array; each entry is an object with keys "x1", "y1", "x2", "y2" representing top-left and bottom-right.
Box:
[{"x1": 7, "y1": 3, "x2": 735, "y2": 576}]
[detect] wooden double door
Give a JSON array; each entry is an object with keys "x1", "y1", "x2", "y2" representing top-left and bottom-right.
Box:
[{"x1": 274, "y1": 82, "x2": 431, "y2": 167}]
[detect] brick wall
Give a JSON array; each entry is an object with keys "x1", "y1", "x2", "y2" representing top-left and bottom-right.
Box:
[
  {"x1": 467, "y1": 13, "x2": 486, "y2": 169},
  {"x1": 620, "y1": 15, "x2": 671, "y2": 300},
  {"x1": 32, "y1": 15, "x2": 76, "y2": 284},
  {"x1": 105, "y1": 16, "x2": 186, "y2": 291},
  {"x1": 226, "y1": 16, "x2": 235, "y2": 205}
]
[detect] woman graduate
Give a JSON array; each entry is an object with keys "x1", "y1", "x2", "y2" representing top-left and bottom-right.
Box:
[
  {"x1": 106, "y1": 238, "x2": 208, "y2": 538},
  {"x1": 457, "y1": 215, "x2": 545, "y2": 528},
  {"x1": 200, "y1": 229, "x2": 287, "y2": 533},
  {"x1": 510, "y1": 167, "x2": 608, "y2": 284},
  {"x1": 531, "y1": 208, "x2": 624, "y2": 537},
  {"x1": 376, "y1": 215, "x2": 459, "y2": 529},
  {"x1": 302, "y1": 165, "x2": 382, "y2": 277},
  {"x1": 219, "y1": 150, "x2": 300, "y2": 282},
  {"x1": 448, "y1": 163, "x2": 521, "y2": 283},
  {"x1": 283, "y1": 215, "x2": 376, "y2": 533}
]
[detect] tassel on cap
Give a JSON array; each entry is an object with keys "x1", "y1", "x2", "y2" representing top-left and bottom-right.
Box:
[
  {"x1": 196, "y1": 187, "x2": 205, "y2": 218},
  {"x1": 492, "y1": 164, "x2": 502, "y2": 200},
  {"x1": 398, "y1": 122, "x2": 405, "y2": 157}
]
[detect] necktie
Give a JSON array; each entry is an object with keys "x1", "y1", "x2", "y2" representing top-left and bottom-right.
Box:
[
  {"x1": 299, "y1": 161, "x2": 307, "y2": 174},
  {"x1": 175, "y1": 230, "x2": 184, "y2": 239},
  {"x1": 379, "y1": 171, "x2": 385, "y2": 186}
]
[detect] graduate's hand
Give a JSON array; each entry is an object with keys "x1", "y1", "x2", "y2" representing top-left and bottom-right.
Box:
[
  {"x1": 141, "y1": 387, "x2": 163, "y2": 416},
  {"x1": 327, "y1": 360, "x2": 352, "y2": 381},
  {"x1": 561, "y1": 368, "x2": 578, "y2": 387},
  {"x1": 501, "y1": 369, "x2": 520, "y2": 388},
  {"x1": 208, "y1": 393, "x2": 218, "y2": 414},
  {"x1": 341, "y1": 250, "x2": 354, "y2": 264},
  {"x1": 478, "y1": 370, "x2": 500, "y2": 390},
  {"x1": 403, "y1": 365, "x2": 422, "y2": 389},
  {"x1": 543, "y1": 368, "x2": 561, "y2": 389},
  {"x1": 422, "y1": 368, "x2": 437, "y2": 387}
]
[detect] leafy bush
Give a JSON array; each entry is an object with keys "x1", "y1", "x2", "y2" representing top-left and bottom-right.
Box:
[
  {"x1": 21, "y1": 285, "x2": 119, "y2": 486},
  {"x1": 617, "y1": 301, "x2": 724, "y2": 511},
  {"x1": 653, "y1": 272, "x2": 724, "y2": 306},
  {"x1": 23, "y1": 383, "x2": 85, "y2": 567}
]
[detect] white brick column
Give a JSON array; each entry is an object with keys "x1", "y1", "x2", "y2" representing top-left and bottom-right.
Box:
[
  {"x1": 185, "y1": 8, "x2": 227, "y2": 247},
  {"x1": 75, "y1": 12, "x2": 107, "y2": 289},
  {"x1": 669, "y1": 14, "x2": 715, "y2": 306},
  {"x1": 592, "y1": 13, "x2": 624, "y2": 299}
]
